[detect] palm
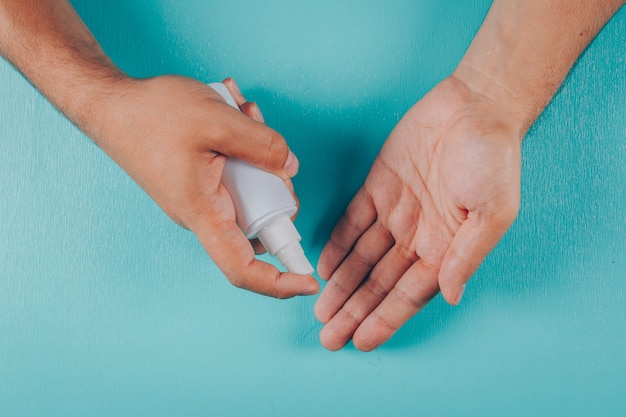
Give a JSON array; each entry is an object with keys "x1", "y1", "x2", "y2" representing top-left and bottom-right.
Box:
[{"x1": 315, "y1": 77, "x2": 522, "y2": 351}]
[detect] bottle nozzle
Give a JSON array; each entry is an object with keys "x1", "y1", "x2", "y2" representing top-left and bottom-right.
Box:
[{"x1": 256, "y1": 214, "x2": 314, "y2": 275}]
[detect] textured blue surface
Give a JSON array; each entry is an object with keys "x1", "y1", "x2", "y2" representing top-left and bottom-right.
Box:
[{"x1": 1, "y1": 1, "x2": 625, "y2": 416}]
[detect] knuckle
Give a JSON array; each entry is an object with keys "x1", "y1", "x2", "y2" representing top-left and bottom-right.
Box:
[
  {"x1": 363, "y1": 277, "x2": 389, "y2": 299},
  {"x1": 394, "y1": 285, "x2": 423, "y2": 312},
  {"x1": 262, "y1": 130, "x2": 288, "y2": 169},
  {"x1": 229, "y1": 278, "x2": 245, "y2": 290},
  {"x1": 449, "y1": 244, "x2": 481, "y2": 275},
  {"x1": 395, "y1": 243, "x2": 418, "y2": 263},
  {"x1": 341, "y1": 305, "x2": 363, "y2": 327},
  {"x1": 273, "y1": 286, "x2": 291, "y2": 300},
  {"x1": 328, "y1": 234, "x2": 351, "y2": 255},
  {"x1": 351, "y1": 247, "x2": 375, "y2": 270},
  {"x1": 227, "y1": 272, "x2": 246, "y2": 290},
  {"x1": 271, "y1": 271, "x2": 292, "y2": 300},
  {"x1": 329, "y1": 278, "x2": 353, "y2": 299}
]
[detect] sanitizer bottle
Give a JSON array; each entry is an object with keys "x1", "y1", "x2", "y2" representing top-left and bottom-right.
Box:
[{"x1": 208, "y1": 82, "x2": 314, "y2": 275}]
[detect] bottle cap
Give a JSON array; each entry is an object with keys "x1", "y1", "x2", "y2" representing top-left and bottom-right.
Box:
[{"x1": 257, "y1": 214, "x2": 314, "y2": 275}]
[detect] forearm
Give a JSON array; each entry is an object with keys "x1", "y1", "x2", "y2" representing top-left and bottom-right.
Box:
[
  {"x1": 0, "y1": 0, "x2": 126, "y2": 134},
  {"x1": 454, "y1": 0, "x2": 625, "y2": 133}
]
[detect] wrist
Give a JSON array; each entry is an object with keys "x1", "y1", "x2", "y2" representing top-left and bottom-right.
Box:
[
  {"x1": 0, "y1": 0, "x2": 133, "y2": 143},
  {"x1": 62, "y1": 70, "x2": 134, "y2": 144},
  {"x1": 453, "y1": 0, "x2": 626, "y2": 136},
  {"x1": 452, "y1": 62, "x2": 530, "y2": 135},
  {"x1": 451, "y1": 11, "x2": 549, "y2": 135}
]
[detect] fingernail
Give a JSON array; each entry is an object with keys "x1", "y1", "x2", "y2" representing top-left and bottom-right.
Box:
[
  {"x1": 454, "y1": 284, "x2": 466, "y2": 305},
  {"x1": 253, "y1": 104, "x2": 265, "y2": 123},
  {"x1": 284, "y1": 150, "x2": 299, "y2": 177},
  {"x1": 230, "y1": 79, "x2": 242, "y2": 97}
]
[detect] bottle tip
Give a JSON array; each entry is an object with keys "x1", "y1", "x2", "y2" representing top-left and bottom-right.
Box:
[
  {"x1": 284, "y1": 253, "x2": 315, "y2": 275},
  {"x1": 257, "y1": 214, "x2": 314, "y2": 275}
]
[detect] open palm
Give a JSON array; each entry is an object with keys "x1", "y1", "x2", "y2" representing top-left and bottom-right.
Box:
[{"x1": 315, "y1": 76, "x2": 523, "y2": 351}]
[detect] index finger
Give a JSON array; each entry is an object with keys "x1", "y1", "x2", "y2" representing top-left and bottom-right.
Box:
[
  {"x1": 190, "y1": 190, "x2": 319, "y2": 299},
  {"x1": 317, "y1": 188, "x2": 377, "y2": 280},
  {"x1": 351, "y1": 258, "x2": 440, "y2": 351}
]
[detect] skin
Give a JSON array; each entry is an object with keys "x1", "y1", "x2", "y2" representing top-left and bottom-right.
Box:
[
  {"x1": 0, "y1": 0, "x2": 319, "y2": 299},
  {"x1": 315, "y1": 0, "x2": 626, "y2": 351}
]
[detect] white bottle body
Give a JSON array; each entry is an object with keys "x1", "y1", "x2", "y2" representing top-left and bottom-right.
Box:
[
  {"x1": 209, "y1": 82, "x2": 313, "y2": 275},
  {"x1": 221, "y1": 158, "x2": 296, "y2": 238}
]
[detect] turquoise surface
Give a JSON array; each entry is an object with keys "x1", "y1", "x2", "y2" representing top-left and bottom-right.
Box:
[{"x1": 1, "y1": 1, "x2": 625, "y2": 415}]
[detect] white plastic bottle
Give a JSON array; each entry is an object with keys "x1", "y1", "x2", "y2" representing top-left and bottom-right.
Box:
[{"x1": 208, "y1": 82, "x2": 314, "y2": 275}]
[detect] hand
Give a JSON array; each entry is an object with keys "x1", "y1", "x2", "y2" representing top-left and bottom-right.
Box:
[
  {"x1": 89, "y1": 75, "x2": 319, "y2": 298},
  {"x1": 314, "y1": 76, "x2": 522, "y2": 350}
]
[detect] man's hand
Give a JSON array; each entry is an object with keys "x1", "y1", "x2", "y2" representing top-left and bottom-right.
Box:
[
  {"x1": 315, "y1": 76, "x2": 522, "y2": 351},
  {"x1": 92, "y1": 76, "x2": 319, "y2": 298},
  {"x1": 0, "y1": 0, "x2": 318, "y2": 299}
]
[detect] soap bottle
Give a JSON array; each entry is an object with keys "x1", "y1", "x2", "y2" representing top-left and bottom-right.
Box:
[{"x1": 208, "y1": 82, "x2": 314, "y2": 275}]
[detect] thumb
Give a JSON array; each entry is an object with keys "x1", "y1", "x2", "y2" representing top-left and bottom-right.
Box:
[{"x1": 439, "y1": 209, "x2": 516, "y2": 305}]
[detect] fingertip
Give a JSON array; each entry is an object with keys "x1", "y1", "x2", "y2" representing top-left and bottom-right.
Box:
[
  {"x1": 240, "y1": 101, "x2": 265, "y2": 123},
  {"x1": 222, "y1": 77, "x2": 245, "y2": 104},
  {"x1": 301, "y1": 276, "x2": 320, "y2": 296},
  {"x1": 275, "y1": 273, "x2": 319, "y2": 299},
  {"x1": 454, "y1": 284, "x2": 466, "y2": 305},
  {"x1": 319, "y1": 326, "x2": 348, "y2": 351},
  {"x1": 283, "y1": 150, "x2": 299, "y2": 178},
  {"x1": 352, "y1": 315, "x2": 392, "y2": 352},
  {"x1": 352, "y1": 333, "x2": 379, "y2": 352},
  {"x1": 316, "y1": 262, "x2": 330, "y2": 281},
  {"x1": 313, "y1": 298, "x2": 332, "y2": 324},
  {"x1": 316, "y1": 248, "x2": 336, "y2": 281},
  {"x1": 252, "y1": 127, "x2": 292, "y2": 177},
  {"x1": 441, "y1": 282, "x2": 466, "y2": 306},
  {"x1": 354, "y1": 343, "x2": 376, "y2": 353}
]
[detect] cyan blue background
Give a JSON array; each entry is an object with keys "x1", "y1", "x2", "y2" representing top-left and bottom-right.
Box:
[{"x1": 1, "y1": 1, "x2": 624, "y2": 415}]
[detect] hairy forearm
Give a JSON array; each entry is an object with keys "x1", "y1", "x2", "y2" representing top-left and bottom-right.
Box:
[
  {"x1": 0, "y1": 0, "x2": 126, "y2": 133},
  {"x1": 454, "y1": 0, "x2": 625, "y2": 133}
]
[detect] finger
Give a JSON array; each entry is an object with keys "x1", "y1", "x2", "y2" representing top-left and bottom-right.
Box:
[
  {"x1": 209, "y1": 82, "x2": 298, "y2": 179},
  {"x1": 190, "y1": 189, "x2": 319, "y2": 298},
  {"x1": 222, "y1": 79, "x2": 266, "y2": 127},
  {"x1": 236, "y1": 99, "x2": 299, "y2": 223},
  {"x1": 318, "y1": 243, "x2": 416, "y2": 351},
  {"x1": 438, "y1": 208, "x2": 517, "y2": 305},
  {"x1": 210, "y1": 110, "x2": 298, "y2": 178},
  {"x1": 317, "y1": 188, "x2": 377, "y2": 280},
  {"x1": 222, "y1": 78, "x2": 265, "y2": 128},
  {"x1": 352, "y1": 259, "x2": 440, "y2": 351},
  {"x1": 250, "y1": 238, "x2": 266, "y2": 254},
  {"x1": 240, "y1": 101, "x2": 265, "y2": 124},
  {"x1": 314, "y1": 220, "x2": 393, "y2": 324},
  {"x1": 222, "y1": 78, "x2": 247, "y2": 107}
]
